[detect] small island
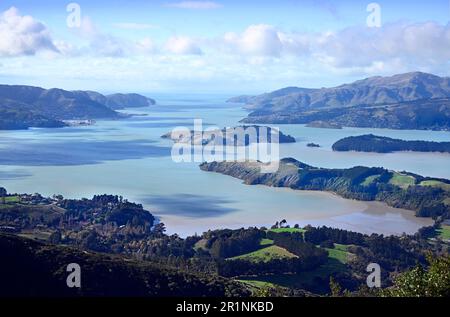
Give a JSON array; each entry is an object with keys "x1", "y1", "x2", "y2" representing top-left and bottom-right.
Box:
[
  {"x1": 307, "y1": 143, "x2": 321, "y2": 148},
  {"x1": 162, "y1": 125, "x2": 296, "y2": 146},
  {"x1": 332, "y1": 134, "x2": 450, "y2": 154}
]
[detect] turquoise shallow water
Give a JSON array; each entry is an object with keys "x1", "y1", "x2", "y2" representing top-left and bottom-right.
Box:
[{"x1": 0, "y1": 94, "x2": 447, "y2": 236}]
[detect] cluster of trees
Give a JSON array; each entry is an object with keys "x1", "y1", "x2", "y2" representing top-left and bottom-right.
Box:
[
  {"x1": 380, "y1": 185, "x2": 449, "y2": 218},
  {"x1": 59, "y1": 194, "x2": 155, "y2": 228},
  {"x1": 280, "y1": 226, "x2": 448, "y2": 293},
  {"x1": 333, "y1": 254, "x2": 450, "y2": 297},
  {"x1": 140, "y1": 235, "x2": 198, "y2": 259},
  {"x1": 345, "y1": 233, "x2": 441, "y2": 289},
  {"x1": 417, "y1": 225, "x2": 437, "y2": 239},
  {"x1": 218, "y1": 256, "x2": 323, "y2": 277},
  {"x1": 53, "y1": 195, "x2": 156, "y2": 238},
  {"x1": 270, "y1": 232, "x2": 326, "y2": 261},
  {"x1": 216, "y1": 229, "x2": 327, "y2": 278},
  {"x1": 381, "y1": 255, "x2": 450, "y2": 297},
  {"x1": 0, "y1": 193, "x2": 157, "y2": 235},
  {"x1": 266, "y1": 230, "x2": 300, "y2": 240},
  {"x1": 0, "y1": 204, "x2": 62, "y2": 229},
  {"x1": 2, "y1": 189, "x2": 448, "y2": 297},
  {"x1": 0, "y1": 187, "x2": 6, "y2": 204},
  {"x1": 0, "y1": 194, "x2": 164, "y2": 257},
  {"x1": 362, "y1": 235, "x2": 423, "y2": 270},
  {"x1": 292, "y1": 166, "x2": 450, "y2": 219},
  {"x1": 303, "y1": 226, "x2": 366, "y2": 246},
  {"x1": 0, "y1": 233, "x2": 249, "y2": 297},
  {"x1": 205, "y1": 228, "x2": 264, "y2": 259}
]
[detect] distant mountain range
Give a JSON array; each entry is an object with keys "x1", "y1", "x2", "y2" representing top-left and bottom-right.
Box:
[
  {"x1": 78, "y1": 91, "x2": 156, "y2": 110},
  {"x1": 0, "y1": 84, "x2": 155, "y2": 130},
  {"x1": 232, "y1": 72, "x2": 450, "y2": 130}
]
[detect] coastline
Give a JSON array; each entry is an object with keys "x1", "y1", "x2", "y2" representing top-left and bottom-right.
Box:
[
  {"x1": 160, "y1": 184, "x2": 433, "y2": 237},
  {"x1": 265, "y1": 186, "x2": 434, "y2": 231},
  {"x1": 1, "y1": 96, "x2": 445, "y2": 239}
]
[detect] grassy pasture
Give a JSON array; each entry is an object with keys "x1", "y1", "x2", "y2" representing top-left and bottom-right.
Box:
[
  {"x1": 229, "y1": 245, "x2": 297, "y2": 263},
  {"x1": 389, "y1": 173, "x2": 416, "y2": 189},
  {"x1": 420, "y1": 180, "x2": 450, "y2": 192},
  {"x1": 436, "y1": 225, "x2": 450, "y2": 240}
]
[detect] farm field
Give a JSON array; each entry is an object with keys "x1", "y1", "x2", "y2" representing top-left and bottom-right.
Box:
[
  {"x1": 229, "y1": 245, "x2": 298, "y2": 262},
  {"x1": 436, "y1": 225, "x2": 450, "y2": 240},
  {"x1": 389, "y1": 173, "x2": 415, "y2": 189},
  {"x1": 420, "y1": 180, "x2": 450, "y2": 192},
  {"x1": 237, "y1": 242, "x2": 353, "y2": 294}
]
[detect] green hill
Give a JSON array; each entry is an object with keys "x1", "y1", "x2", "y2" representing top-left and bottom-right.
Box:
[
  {"x1": 0, "y1": 233, "x2": 249, "y2": 297},
  {"x1": 200, "y1": 158, "x2": 450, "y2": 218}
]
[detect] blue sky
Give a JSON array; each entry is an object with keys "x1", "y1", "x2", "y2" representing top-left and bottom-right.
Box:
[{"x1": 0, "y1": 0, "x2": 450, "y2": 94}]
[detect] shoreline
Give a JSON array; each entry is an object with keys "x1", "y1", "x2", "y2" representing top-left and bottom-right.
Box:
[
  {"x1": 160, "y1": 184, "x2": 433, "y2": 238},
  {"x1": 259, "y1": 186, "x2": 434, "y2": 230}
]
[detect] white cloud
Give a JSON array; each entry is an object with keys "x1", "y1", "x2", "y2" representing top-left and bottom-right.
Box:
[
  {"x1": 164, "y1": 36, "x2": 203, "y2": 55},
  {"x1": 135, "y1": 38, "x2": 159, "y2": 54},
  {"x1": 0, "y1": 7, "x2": 58, "y2": 57},
  {"x1": 90, "y1": 35, "x2": 128, "y2": 57},
  {"x1": 221, "y1": 24, "x2": 310, "y2": 57},
  {"x1": 71, "y1": 17, "x2": 203, "y2": 57},
  {"x1": 225, "y1": 25, "x2": 282, "y2": 56},
  {"x1": 75, "y1": 17, "x2": 147, "y2": 57},
  {"x1": 53, "y1": 40, "x2": 76, "y2": 56},
  {"x1": 166, "y1": 1, "x2": 223, "y2": 9},
  {"x1": 3, "y1": 9, "x2": 450, "y2": 92},
  {"x1": 77, "y1": 16, "x2": 97, "y2": 38},
  {"x1": 218, "y1": 21, "x2": 450, "y2": 72},
  {"x1": 316, "y1": 22, "x2": 450, "y2": 68}
]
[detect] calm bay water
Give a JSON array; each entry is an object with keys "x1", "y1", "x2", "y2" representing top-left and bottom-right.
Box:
[{"x1": 0, "y1": 94, "x2": 448, "y2": 236}]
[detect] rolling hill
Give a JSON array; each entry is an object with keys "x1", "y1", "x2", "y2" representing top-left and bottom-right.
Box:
[
  {"x1": 234, "y1": 72, "x2": 450, "y2": 130},
  {"x1": 0, "y1": 233, "x2": 249, "y2": 297},
  {"x1": 0, "y1": 84, "x2": 155, "y2": 130}
]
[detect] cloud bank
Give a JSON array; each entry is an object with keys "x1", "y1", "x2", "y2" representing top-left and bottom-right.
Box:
[
  {"x1": 2, "y1": 6, "x2": 450, "y2": 92},
  {"x1": 164, "y1": 36, "x2": 203, "y2": 55},
  {"x1": 0, "y1": 7, "x2": 58, "y2": 57},
  {"x1": 5, "y1": 5, "x2": 448, "y2": 71}
]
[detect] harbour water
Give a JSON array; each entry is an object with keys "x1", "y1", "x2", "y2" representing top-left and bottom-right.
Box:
[{"x1": 1, "y1": 94, "x2": 447, "y2": 236}]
